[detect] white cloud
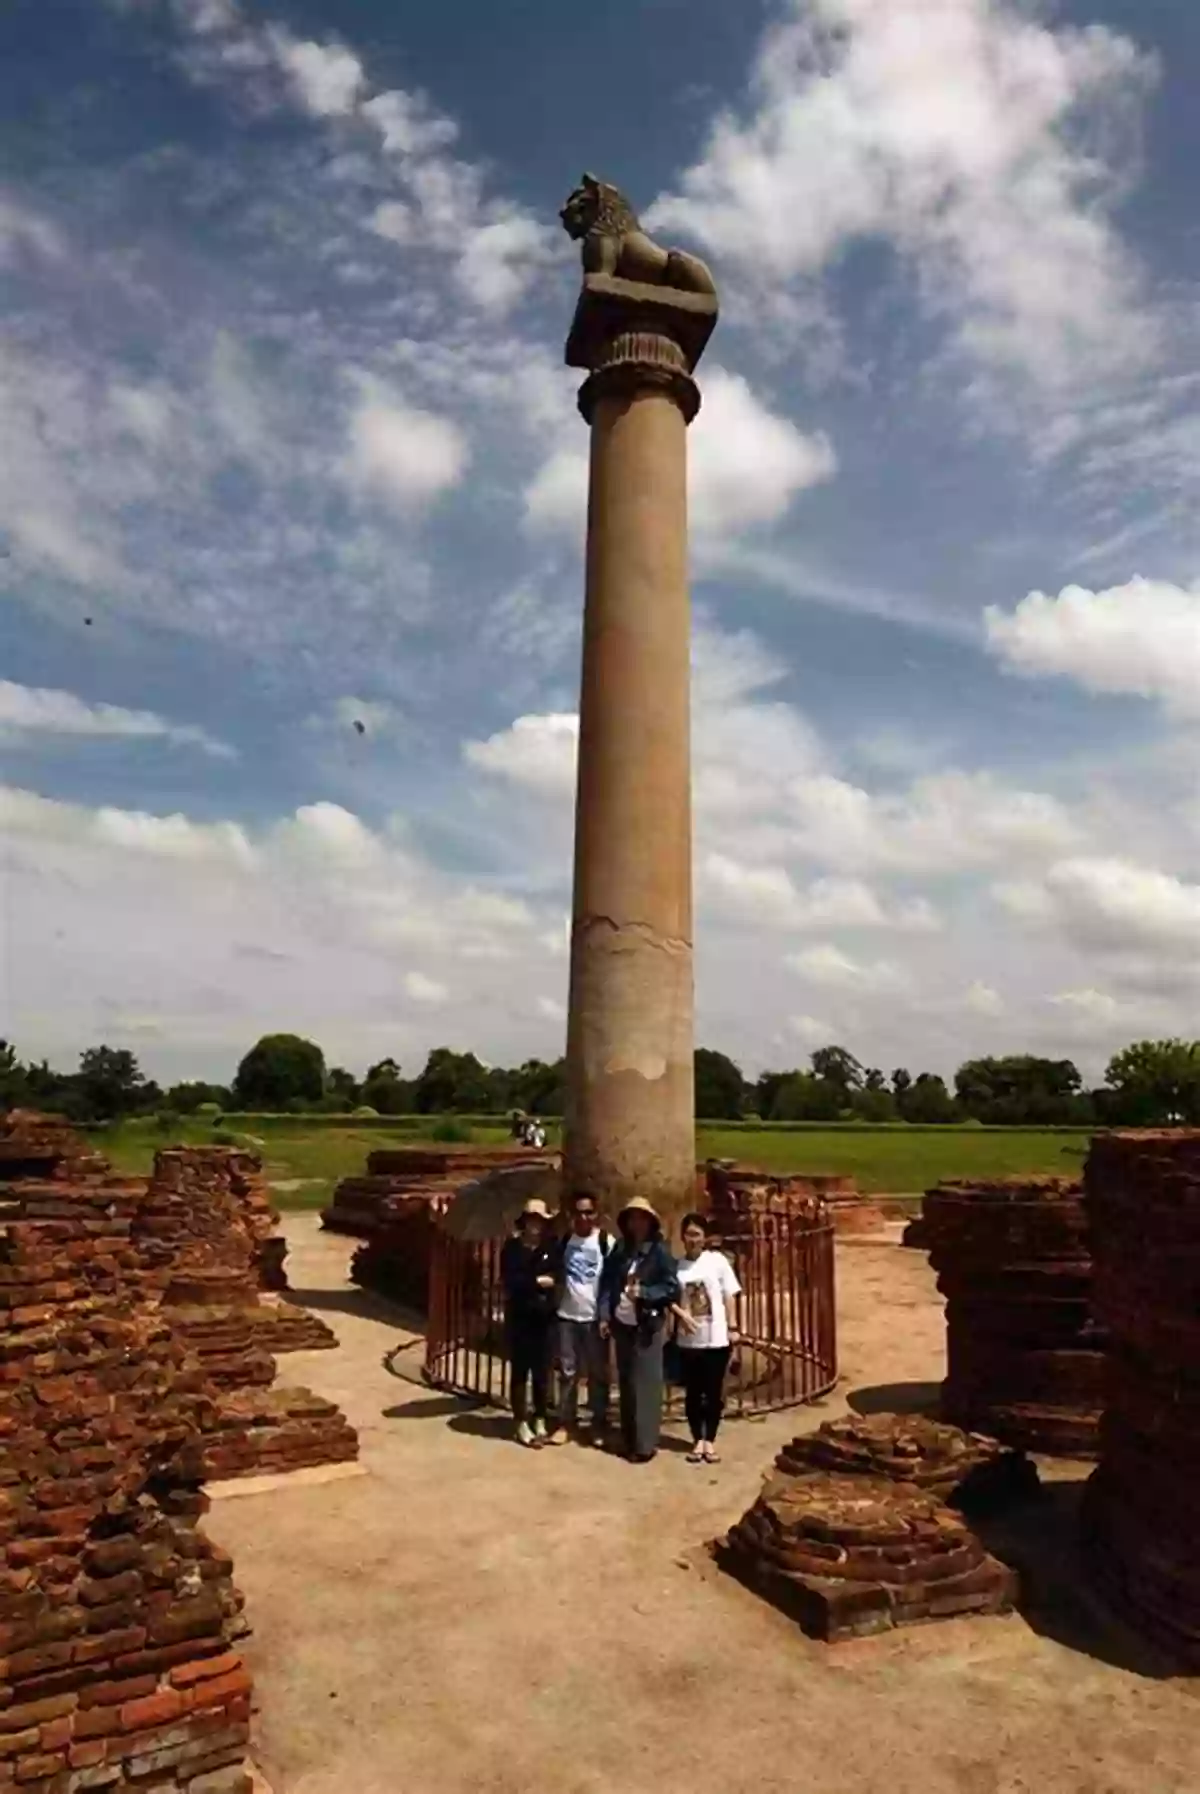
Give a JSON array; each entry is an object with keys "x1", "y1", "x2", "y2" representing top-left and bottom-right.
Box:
[
  {"x1": 0, "y1": 194, "x2": 67, "y2": 266},
  {"x1": 0, "y1": 785, "x2": 255, "y2": 866},
  {"x1": 985, "y1": 577, "x2": 1200, "y2": 716},
  {"x1": 701, "y1": 854, "x2": 938, "y2": 934},
  {"x1": 0, "y1": 783, "x2": 560, "y2": 1078},
  {"x1": 522, "y1": 367, "x2": 834, "y2": 541},
  {"x1": 404, "y1": 971, "x2": 448, "y2": 1006},
  {"x1": 0, "y1": 680, "x2": 232, "y2": 758},
  {"x1": 269, "y1": 33, "x2": 363, "y2": 117},
  {"x1": 361, "y1": 91, "x2": 458, "y2": 158},
  {"x1": 691, "y1": 369, "x2": 836, "y2": 534},
  {"x1": 786, "y1": 769, "x2": 1081, "y2": 875},
  {"x1": 345, "y1": 379, "x2": 468, "y2": 508},
  {"x1": 159, "y1": 0, "x2": 550, "y2": 317},
  {"x1": 997, "y1": 856, "x2": 1200, "y2": 956},
  {"x1": 964, "y1": 980, "x2": 1005, "y2": 1017},
  {"x1": 536, "y1": 995, "x2": 566, "y2": 1023},
  {"x1": 1049, "y1": 986, "x2": 1120, "y2": 1023},
  {"x1": 522, "y1": 449, "x2": 587, "y2": 538},
  {"x1": 785, "y1": 943, "x2": 912, "y2": 995},
  {"x1": 649, "y1": 0, "x2": 1157, "y2": 396},
  {"x1": 464, "y1": 713, "x2": 578, "y2": 798},
  {"x1": 788, "y1": 1013, "x2": 833, "y2": 1046}
]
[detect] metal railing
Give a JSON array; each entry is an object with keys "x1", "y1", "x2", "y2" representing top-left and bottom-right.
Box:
[{"x1": 424, "y1": 1195, "x2": 837, "y2": 1418}]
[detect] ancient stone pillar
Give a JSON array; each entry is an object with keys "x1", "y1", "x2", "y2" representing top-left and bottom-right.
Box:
[{"x1": 558, "y1": 175, "x2": 718, "y2": 1221}]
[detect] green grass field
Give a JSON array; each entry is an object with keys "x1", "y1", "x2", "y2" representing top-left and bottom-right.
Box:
[{"x1": 92, "y1": 1116, "x2": 1091, "y2": 1208}]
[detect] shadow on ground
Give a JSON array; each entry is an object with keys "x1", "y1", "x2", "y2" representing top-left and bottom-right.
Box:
[
  {"x1": 382, "y1": 1392, "x2": 478, "y2": 1422},
  {"x1": 288, "y1": 1284, "x2": 424, "y2": 1330},
  {"x1": 847, "y1": 1380, "x2": 943, "y2": 1418},
  {"x1": 975, "y1": 1477, "x2": 1179, "y2": 1681}
]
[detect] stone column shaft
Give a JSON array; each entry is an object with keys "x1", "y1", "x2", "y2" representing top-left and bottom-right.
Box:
[{"x1": 562, "y1": 275, "x2": 716, "y2": 1220}]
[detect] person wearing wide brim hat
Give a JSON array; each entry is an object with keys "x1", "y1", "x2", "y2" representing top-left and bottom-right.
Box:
[
  {"x1": 598, "y1": 1194, "x2": 680, "y2": 1462},
  {"x1": 499, "y1": 1196, "x2": 560, "y2": 1447}
]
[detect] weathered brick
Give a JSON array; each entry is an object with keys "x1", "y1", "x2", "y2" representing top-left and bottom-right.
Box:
[
  {"x1": 185, "y1": 1671, "x2": 251, "y2": 1713},
  {"x1": 0, "y1": 1695, "x2": 76, "y2": 1736},
  {"x1": 14, "y1": 1750, "x2": 66, "y2": 1781},
  {"x1": 71, "y1": 1629, "x2": 146, "y2": 1668},
  {"x1": 0, "y1": 1727, "x2": 40, "y2": 1758},
  {"x1": 185, "y1": 1762, "x2": 252, "y2": 1793},
  {"x1": 66, "y1": 1738, "x2": 106, "y2": 1771},
  {"x1": 72, "y1": 1708, "x2": 119, "y2": 1743},
  {"x1": 118, "y1": 1691, "x2": 182, "y2": 1734},
  {"x1": 78, "y1": 1677, "x2": 156, "y2": 1712},
  {"x1": 38, "y1": 1717, "x2": 74, "y2": 1753},
  {"x1": 168, "y1": 1655, "x2": 241, "y2": 1692}
]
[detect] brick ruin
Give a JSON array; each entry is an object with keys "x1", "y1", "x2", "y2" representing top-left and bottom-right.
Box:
[
  {"x1": 716, "y1": 1413, "x2": 1020, "y2": 1641},
  {"x1": 705, "y1": 1161, "x2": 888, "y2": 1237},
  {"x1": 322, "y1": 1145, "x2": 558, "y2": 1310},
  {"x1": 0, "y1": 1145, "x2": 253, "y2": 1792},
  {"x1": 1081, "y1": 1131, "x2": 1200, "y2": 1668},
  {"x1": 770, "y1": 1412, "x2": 1040, "y2": 1513},
  {"x1": 0, "y1": 1117, "x2": 357, "y2": 1485},
  {"x1": 922, "y1": 1177, "x2": 1106, "y2": 1457}
]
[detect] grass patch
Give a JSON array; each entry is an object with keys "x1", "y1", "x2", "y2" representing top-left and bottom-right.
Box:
[
  {"x1": 89, "y1": 1115, "x2": 1089, "y2": 1206},
  {"x1": 696, "y1": 1125, "x2": 1088, "y2": 1192}
]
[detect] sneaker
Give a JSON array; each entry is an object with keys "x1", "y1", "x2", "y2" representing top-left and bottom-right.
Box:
[
  {"x1": 515, "y1": 1421, "x2": 535, "y2": 1448},
  {"x1": 548, "y1": 1427, "x2": 570, "y2": 1447},
  {"x1": 533, "y1": 1418, "x2": 548, "y2": 1443}
]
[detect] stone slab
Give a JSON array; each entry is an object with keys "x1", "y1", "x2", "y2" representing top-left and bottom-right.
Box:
[{"x1": 207, "y1": 1461, "x2": 368, "y2": 1502}]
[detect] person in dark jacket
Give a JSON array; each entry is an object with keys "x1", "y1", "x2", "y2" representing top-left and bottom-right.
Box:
[
  {"x1": 598, "y1": 1196, "x2": 679, "y2": 1462},
  {"x1": 499, "y1": 1198, "x2": 559, "y2": 1448}
]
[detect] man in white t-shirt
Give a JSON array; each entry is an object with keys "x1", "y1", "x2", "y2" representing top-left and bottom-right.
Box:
[{"x1": 548, "y1": 1193, "x2": 613, "y2": 1446}]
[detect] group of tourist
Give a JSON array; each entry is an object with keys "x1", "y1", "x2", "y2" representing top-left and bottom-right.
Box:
[
  {"x1": 499, "y1": 1190, "x2": 742, "y2": 1463},
  {"x1": 508, "y1": 1112, "x2": 548, "y2": 1149}
]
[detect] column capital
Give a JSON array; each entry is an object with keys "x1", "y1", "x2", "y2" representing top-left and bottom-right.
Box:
[{"x1": 566, "y1": 274, "x2": 718, "y2": 425}]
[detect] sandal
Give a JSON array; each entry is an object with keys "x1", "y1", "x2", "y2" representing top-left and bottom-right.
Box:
[{"x1": 686, "y1": 1446, "x2": 705, "y2": 1464}]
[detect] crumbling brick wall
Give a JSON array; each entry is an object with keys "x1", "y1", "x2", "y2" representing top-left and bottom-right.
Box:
[
  {"x1": 923, "y1": 1177, "x2": 1106, "y2": 1456},
  {"x1": 324, "y1": 1146, "x2": 557, "y2": 1312},
  {"x1": 1082, "y1": 1130, "x2": 1200, "y2": 1667},
  {"x1": 0, "y1": 1127, "x2": 357, "y2": 1486},
  {"x1": 0, "y1": 1186, "x2": 254, "y2": 1794}
]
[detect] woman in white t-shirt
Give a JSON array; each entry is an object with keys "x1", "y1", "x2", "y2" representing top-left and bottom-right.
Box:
[{"x1": 672, "y1": 1213, "x2": 742, "y2": 1464}]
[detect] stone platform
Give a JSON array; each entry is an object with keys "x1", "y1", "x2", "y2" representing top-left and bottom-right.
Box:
[
  {"x1": 717, "y1": 1472, "x2": 1018, "y2": 1641},
  {"x1": 770, "y1": 1412, "x2": 1039, "y2": 1513}
]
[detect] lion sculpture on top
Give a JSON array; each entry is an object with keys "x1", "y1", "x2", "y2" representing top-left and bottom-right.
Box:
[{"x1": 560, "y1": 174, "x2": 716, "y2": 297}]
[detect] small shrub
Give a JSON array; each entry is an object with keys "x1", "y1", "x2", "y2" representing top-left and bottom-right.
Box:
[
  {"x1": 155, "y1": 1109, "x2": 182, "y2": 1135},
  {"x1": 196, "y1": 1101, "x2": 222, "y2": 1119},
  {"x1": 352, "y1": 1105, "x2": 379, "y2": 1118},
  {"x1": 429, "y1": 1116, "x2": 473, "y2": 1144},
  {"x1": 211, "y1": 1129, "x2": 238, "y2": 1146}
]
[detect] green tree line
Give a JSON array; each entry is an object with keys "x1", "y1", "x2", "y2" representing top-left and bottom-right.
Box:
[{"x1": 4, "y1": 1034, "x2": 1200, "y2": 1129}]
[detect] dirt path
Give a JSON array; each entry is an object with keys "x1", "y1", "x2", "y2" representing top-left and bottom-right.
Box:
[{"x1": 214, "y1": 1220, "x2": 1200, "y2": 1794}]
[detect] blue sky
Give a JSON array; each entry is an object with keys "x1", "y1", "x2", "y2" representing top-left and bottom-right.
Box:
[{"x1": 1, "y1": 0, "x2": 1198, "y2": 1086}]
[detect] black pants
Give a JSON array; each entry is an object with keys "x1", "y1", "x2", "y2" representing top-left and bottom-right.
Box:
[
  {"x1": 508, "y1": 1313, "x2": 552, "y2": 1424},
  {"x1": 679, "y1": 1345, "x2": 732, "y2": 1443},
  {"x1": 613, "y1": 1321, "x2": 664, "y2": 1458}
]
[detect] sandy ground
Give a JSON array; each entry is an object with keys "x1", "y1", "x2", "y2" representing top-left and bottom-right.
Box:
[{"x1": 215, "y1": 1218, "x2": 1200, "y2": 1794}]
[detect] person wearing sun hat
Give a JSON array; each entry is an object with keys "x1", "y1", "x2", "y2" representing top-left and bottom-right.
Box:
[
  {"x1": 499, "y1": 1197, "x2": 559, "y2": 1447},
  {"x1": 597, "y1": 1195, "x2": 680, "y2": 1462}
]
